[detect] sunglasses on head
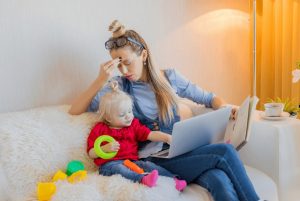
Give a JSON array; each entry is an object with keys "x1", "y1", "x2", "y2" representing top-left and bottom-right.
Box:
[{"x1": 105, "y1": 36, "x2": 144, "y2": 50}]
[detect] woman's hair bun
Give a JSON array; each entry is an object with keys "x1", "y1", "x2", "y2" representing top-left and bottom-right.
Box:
[{"x1": 109, "y1": 20, "x2": 126, "y2": 38}]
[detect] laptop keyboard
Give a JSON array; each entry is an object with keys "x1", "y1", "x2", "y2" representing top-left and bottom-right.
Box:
[{"x1": 151, "y1": 149, "x2": 169, "y2": 157}]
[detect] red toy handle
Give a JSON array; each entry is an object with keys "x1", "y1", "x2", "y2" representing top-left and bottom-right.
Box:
[{"x1": 123, "y1": 159, "x2": 144, "y2": 174}]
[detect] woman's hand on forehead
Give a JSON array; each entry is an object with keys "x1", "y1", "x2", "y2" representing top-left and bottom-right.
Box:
[{"x1": 98, "y1": 58, "x2": 121, "y2": 82}]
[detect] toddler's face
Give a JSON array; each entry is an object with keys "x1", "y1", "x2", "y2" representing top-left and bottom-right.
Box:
[{"x1": 109, "y1": 100, "x2": 134, "y2": 129}]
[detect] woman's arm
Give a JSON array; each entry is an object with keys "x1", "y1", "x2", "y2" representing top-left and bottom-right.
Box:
[
  {"x1": 211, "y1": 96, "x2": 227, "y2": 110},
  {"x1": 165, "y1": 69, "x2": 237, "y2": 119},
  {"x1": 69, "y1": 58, "x2": 120, "y2": 115},
  {"x1": 69, "y1": 78, "x2": 106, "y2": 115},
  {"x1": 147, "y1": 131, "x2": 172, "y2": 144},
  {"x1": 165, "y1": 69, "x2": 215, "y2": 108},
  {"x1": 212, "y1": 96, "x2": 238, "y2": 120}
]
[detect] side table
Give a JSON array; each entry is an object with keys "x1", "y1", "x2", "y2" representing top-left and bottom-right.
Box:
[{"x1": 239, "y1": 111, "x2": 300, "y2": 201}]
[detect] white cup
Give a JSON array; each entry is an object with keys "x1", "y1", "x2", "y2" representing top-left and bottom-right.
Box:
[{"x1": 264, "y1": 103, "x2": 284, "y2": 117}]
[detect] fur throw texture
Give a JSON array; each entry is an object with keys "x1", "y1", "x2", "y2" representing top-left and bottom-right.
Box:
[{"x1": 0, "y1": 105, "x2": 210, "y2": 201}]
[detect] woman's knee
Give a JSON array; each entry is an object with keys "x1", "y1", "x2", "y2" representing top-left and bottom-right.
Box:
[
  {"x1": 192, "y1": 143, "x2": 236, "y2": 157},
  {"x1": 218, "y1": 143, "x2": 236, "y2": 155}
]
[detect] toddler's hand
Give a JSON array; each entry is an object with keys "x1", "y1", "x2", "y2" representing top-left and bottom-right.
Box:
[
  {"x1": 101, "y1": 141, "x2": 120, "y2": 152},
  {"x1": 166, "y1": 135, "x2": 172, "y2": 145}
]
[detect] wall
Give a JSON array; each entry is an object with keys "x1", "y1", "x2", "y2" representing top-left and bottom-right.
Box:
[{"x1": 0, "y1": 0, "x2": 250, "y2": 113}]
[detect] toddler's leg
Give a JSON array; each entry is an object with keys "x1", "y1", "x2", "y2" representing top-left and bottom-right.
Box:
[
  {"x1": 141, "y1": 170, "x2": 158, "y2": 187},
  {"x1": 135, "y1": 160, "x2": 174, "y2": 177},
  {"x1": 136, "y1": 160, "x2": 187, "y2": 191},
  {"x1": 100, "y1": 160, "x2": 143, "y2": 183},
  {"x1": 174, "y1": 178, "x2": 187, "y2": 191}
]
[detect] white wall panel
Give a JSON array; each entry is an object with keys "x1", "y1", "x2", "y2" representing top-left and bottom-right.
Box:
[{"x1": 0, "y1": 0, "x2": 250, "y2": 113}]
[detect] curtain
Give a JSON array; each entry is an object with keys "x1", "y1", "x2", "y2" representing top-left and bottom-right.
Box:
[{"x1": 251, "y1": 0, "x2": 300, "y2": 111}]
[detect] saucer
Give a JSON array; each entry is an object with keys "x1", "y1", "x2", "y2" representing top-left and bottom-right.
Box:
[{"x1": 260, "y1": 111, "x2": 290, "y2": 121}]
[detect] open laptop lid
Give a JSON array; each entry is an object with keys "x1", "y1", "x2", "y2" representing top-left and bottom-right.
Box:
[{"x1": 152, "y1": 107, "x2": 231, "y2": 158}]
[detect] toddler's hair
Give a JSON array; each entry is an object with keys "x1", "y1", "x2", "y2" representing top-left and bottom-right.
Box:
[{"x1": 98, "y1": 81, "x2": 132, "y2": 124}]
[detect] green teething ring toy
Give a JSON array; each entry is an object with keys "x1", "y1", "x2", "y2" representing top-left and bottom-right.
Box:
[{"x1": 94, "y1": 135, "x2": 117, "y2": 159}]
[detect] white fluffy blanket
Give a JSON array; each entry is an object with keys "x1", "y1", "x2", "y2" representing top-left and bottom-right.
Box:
[{"x1": 0, "y1": 105, "x2": 209, "y2": 201}]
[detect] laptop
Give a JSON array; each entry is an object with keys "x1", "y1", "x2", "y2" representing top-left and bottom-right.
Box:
[{"x1": 151, "y1": 107, "x2": 232, "y2": 158}]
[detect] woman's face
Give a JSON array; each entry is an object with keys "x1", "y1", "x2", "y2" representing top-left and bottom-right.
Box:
[{"x1": 110, "y1": 46, "x2": 146, "y2": 81}]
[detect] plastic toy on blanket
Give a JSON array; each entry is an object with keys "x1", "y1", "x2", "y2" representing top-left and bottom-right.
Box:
[
  {"x1": 123, "y1": 159, "x2": 144, "y2": 174},
  {"x1": 37, "y1": 160, "x2": 87, "y2": 201}
]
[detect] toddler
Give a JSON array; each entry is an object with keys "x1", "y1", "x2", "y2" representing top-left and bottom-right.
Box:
[{"x1": 87, "y1": 81, "x2": 186, "y2": 190}]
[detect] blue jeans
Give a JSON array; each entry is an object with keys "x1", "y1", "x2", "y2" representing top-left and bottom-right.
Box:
[
  {"x1": 100, "y1": 160, "x2": 176, "y2": 182},
  {"x1": 146, "y1": 143, "x2": 260, "y2": 201}
]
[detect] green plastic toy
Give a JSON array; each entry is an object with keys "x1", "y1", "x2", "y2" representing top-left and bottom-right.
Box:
[
  {"x1": 66, "y1": 160, "x2": 84, "y2": 176},
  {"x1": 94, "y1": 135, "x2": 117, "y2": 159}
]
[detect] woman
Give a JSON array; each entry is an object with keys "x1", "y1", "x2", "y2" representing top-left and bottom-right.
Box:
[{"x1": 69, "y1": 20, "x2": 260, "y2": 201}]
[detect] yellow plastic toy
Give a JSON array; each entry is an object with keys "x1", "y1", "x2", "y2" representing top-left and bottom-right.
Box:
[
  {"x1": 37, "y1": 182, "x2": 56, "y2": 201},
  {"x1": 36, "y1": 161, "x2": 87, "y2": 201},
  {"x1": 67, "y1": 170, "x2": 87, "y2": 183},
  {"x1": 52, "y1": 170, "x2": 67, "y2": 182}
]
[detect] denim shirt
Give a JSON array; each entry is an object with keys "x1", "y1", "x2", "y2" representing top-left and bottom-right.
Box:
[{"x1": 87, "y1": 69, "x2": 215, "y2": 157}]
